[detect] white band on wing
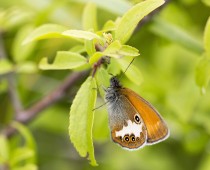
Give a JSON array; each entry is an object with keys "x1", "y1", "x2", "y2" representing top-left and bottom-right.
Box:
[{"x1": 115, "y1": 120, "x2": 143, "y2": 138}]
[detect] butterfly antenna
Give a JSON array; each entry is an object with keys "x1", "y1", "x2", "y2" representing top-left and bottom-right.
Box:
[
  {"x1": 92, "y1": 101, "x2": 108, "y2": 111},
  {"x1": 124, "y1": 58, "x2": 135, "y2": 74},
  {"x1": 119, "y1": 57, "x2": 135, "y2": 80}
]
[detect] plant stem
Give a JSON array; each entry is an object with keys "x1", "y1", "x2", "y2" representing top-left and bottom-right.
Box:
[
  {"x1": 3, "y1": 70, "x2": 89, "y2": 137},
  {"x1": 16, "y1": 71, "x2": 88, "y2": 123},
  {"x1": 0, "y1": 32, "x2": 23, "y2": 115}
]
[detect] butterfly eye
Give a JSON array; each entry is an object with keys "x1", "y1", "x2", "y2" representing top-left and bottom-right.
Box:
[
  {"x1": 134, "y1": 114, "x2": 141, "y2": 124},
  {"x1": 123, "y1": 135, "x2": 130, "y2": 142},
  {"x1": 130, "y1": 134, "x2": 136, "y2": 142}
]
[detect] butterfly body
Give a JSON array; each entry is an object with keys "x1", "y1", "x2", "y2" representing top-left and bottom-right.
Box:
[{"x1": 105, "y1": 77, "x2": 169, "y2": 150}]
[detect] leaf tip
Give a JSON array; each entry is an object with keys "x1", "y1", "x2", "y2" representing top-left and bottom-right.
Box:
[{"x1": 22, "y1": 38, "x2": 31, "y2": 46}]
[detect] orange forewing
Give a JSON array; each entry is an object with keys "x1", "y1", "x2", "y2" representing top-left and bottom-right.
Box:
[{"x1": 120, "y1": 88, "x2": 169, "y2": 144}]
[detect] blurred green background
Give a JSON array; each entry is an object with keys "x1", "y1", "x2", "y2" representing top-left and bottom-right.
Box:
[{"x1": 0, "y1": 0, "x2": 210, "y2": 169}]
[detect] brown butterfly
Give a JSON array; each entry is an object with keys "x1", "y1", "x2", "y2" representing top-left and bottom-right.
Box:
[{"x1": 105, "y1": 77, "x2": 169, "y2": 150}]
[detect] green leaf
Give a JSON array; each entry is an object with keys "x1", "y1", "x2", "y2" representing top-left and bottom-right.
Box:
[
  {"x1": 150, "y1": 17, "x2": 204, "y2": 54},
  {"x1": 10, "y1": 147, "x2": 35, "y2": 167},
  {"x1": 89, "y1": 52, "x2": 103, "y2": 65},
  {"x1": 62, "y1": 30, "x2": 101, "y2": 41},
  {"x1": 0, "y1": 7, "x2": 33, "y2": 30},
  {"x1": 102, "y1": 20, "x2": 116, "y2": 31},
  {"x1": 82, "y1": 3, "x2": 98, "y2": 31},
  {"x1": 195, "y1": 55, "x2": 210, "y2": 94},
  {"x1": 107, "y1": 58, "x2": 121, "y2": 75},
  {"x1": 11, "y1": 122, "x2": 36, "y2": 150},
  {"x1": 202, "y1": 0, "x2": 210, "y2": 6},
  {"x1": 103, "y1": 40, "x2": 139, "y2": 58},
  {"x1": 103, "y1": 40, "x2": 121, "y2": 57},
  {"x1": 12, "y1": 25, "x2": 36, "y2": 62},
  {"x1": 39, "y1": 51, "x2": 88, "y2": 70},
  {"x1": 96, "y1": 67, "x2": 110, "y2": 97},
  {"x1": 22, "y1": 24, "x2": 68, "y2": 45},
  {"x1": 16, "y1": 62, "x2": 37, "y2": 74},
  {"x1": 0, "y1": 59, "x2": 14, "y2": 75},
  {"x1": 69, "y1": 77, "x2": 97, "y2": 166},
  {"x1": 116, "y1": 57, "x2": 143, "y2": 85},
  {"x1": 115, "y1": 0, "x2": 165, "y2": 44},
  {"x1": 120, "y1": 45, "x2": 139, "y2": 56},
  {"x1": 11, "y1": 122, "x2": 36, "y2": 165},
  {"x1": 85, "y1": 40, "x2": 96, "y2": 56},
  {"x1": 97, "y1": 20, "x2": 116, "y2": 35},
  {"x1": 69, "y1": 45, "x2": 85, "y2": 53},
  {"x1": 0, "y1": 135, "x2": 9, "y2": 164},
  {"x1": 204, "y1": 17, "x2": 210, "y2": 58},
  {"x1": 12, "y1": 164, "x2": 37, "y2": 170},
  {"x1": 75, "y1": 0, "x2": 132, "y2": 15}
]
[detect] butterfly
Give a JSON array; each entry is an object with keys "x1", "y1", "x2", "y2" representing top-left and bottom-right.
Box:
[{"x1": 105, "y1": 76, "x2": 169, "y2": 150}]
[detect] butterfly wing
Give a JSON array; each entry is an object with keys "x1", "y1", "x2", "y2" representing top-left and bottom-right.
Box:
[
  {"x1": 107, "y1": 94, "x2": 147, "y2": 150},
  {"x1": 120, "y1": 88, "x2": 169, "y2": 144}
]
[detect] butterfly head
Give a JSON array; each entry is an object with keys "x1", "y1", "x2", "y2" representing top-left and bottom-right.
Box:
[{"x1": 109, "y1": 76, "x2": 122, "y2": 89}]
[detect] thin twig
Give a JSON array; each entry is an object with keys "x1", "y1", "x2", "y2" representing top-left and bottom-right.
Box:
[
  {"x1": 7, "y1": 75, "x2": 24, "y2": 113},
  {"x1": 16, "y1": 71, "x2": 88, "y2": 123},
  {"x1": 4, "y1": 71, "x2": 89, "y2": 136},
  {"x1": 0, "y1": 32, "x2": 23, "y2": 114},
  {"x1": 2, "y1": 70, "x2": 89, "y2": 137},
  {"x1": 0, "y1": 33, "x2": 5, "y2": 59}
]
